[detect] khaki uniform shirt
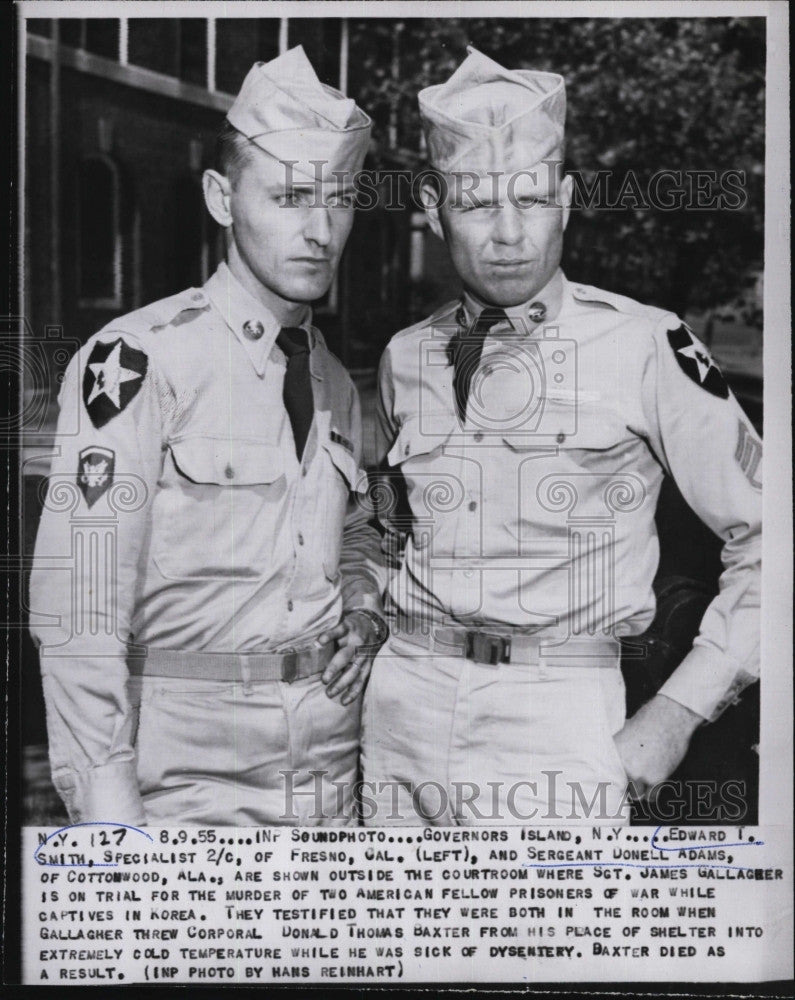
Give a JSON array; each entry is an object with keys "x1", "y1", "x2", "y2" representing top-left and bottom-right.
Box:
[
  {"x1": 30, "y1": 262, "x2": 383, "y2": 821},
  {"x1": 376, "y1": 271, "x2": 761, "y2": 724}
]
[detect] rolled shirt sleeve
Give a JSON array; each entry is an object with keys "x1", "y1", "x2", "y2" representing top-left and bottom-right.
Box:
[
  {"x1": 641, "y1": 316, "x2": 762, "y2": 722},
  {"x1": 29, "y1": 332, "x2": 163, "y2": 824}
]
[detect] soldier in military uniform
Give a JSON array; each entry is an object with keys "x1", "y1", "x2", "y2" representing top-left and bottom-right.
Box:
[
  {"x1": 30, "y1": 47, "x2": 388, "y2": 827},
  {"x1": 361, "y1": 49, "x2": 762, "y2": 825}
]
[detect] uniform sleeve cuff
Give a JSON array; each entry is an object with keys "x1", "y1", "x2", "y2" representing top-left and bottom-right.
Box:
[
  {"x1": 75, "y1": 760, "x2": 147, "y2": 826},
  {"x1": 658, "y1": 645, "x2": 756, "y2": 723},
  {"x1": 341, "y1": 578, "x2": 384, "y2": 615}
]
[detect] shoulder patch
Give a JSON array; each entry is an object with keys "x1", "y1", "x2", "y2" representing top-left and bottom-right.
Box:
[
  {"x1": 82, "y1": 337, "x2": 148, "y2": 427},
  {"x1": 666, "y1": 324, "x2": 729, "y2": 399}
]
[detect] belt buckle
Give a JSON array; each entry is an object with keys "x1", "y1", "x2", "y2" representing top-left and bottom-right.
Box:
[
  {"x1": 465, "y1": 631, "x2": 511, "y2": 665},
  {"x1": 281, "y1": 649, "x2": 299, "y2": 683}
]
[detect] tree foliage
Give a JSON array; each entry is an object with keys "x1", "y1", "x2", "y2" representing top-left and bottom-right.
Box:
[{"x1": 349, "y1": 17, "x2": 765, "y2": 315}]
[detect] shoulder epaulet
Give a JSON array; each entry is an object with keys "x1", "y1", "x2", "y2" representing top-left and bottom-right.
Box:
[
  {"x1": 94, "y1": 287, "x2": 211, "y2": 343},
  {"x1": 390, "y1": 298, "x2": 459, "y2": 343},
  {"x1": 570, "y1": 282, "x2": 669, "y2": 325}
]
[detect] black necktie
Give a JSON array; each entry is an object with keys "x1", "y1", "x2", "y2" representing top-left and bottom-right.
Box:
[
  {"x1": 448, "y1": 306, "x2": 508, "y2": 425},
  {"x1": 276, "y1": 327, "x2": 313, "y2": 461}
]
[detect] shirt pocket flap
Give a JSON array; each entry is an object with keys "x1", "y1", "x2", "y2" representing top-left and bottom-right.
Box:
[
  {"x1": 387, "y1": 414, "x2": 457, "y2": 466},
  {"x1": 169, "y1": 437, "x2": 284, "y2": 486},
  {"x1": 558, "y1": 409, "x2": 627, "y2": 450},
  {"x1": 322, "y1": 437, "x2": 368, "y2": 494},
  {"x1": 503, "y1": 402, "x2": 627, "y2": 452}
]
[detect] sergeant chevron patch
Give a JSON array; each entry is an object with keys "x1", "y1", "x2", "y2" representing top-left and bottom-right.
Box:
[{"x1": 735, "y1": 420, "x2": 762, "y2": 490}]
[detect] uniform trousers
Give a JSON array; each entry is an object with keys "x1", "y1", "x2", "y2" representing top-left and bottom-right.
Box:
[
  {"x1": 130, "y1": 673, "x2": 361, "y2": 826},
  {"x1": 361, "y1": 633, "x2": 630, "y2": 826}
]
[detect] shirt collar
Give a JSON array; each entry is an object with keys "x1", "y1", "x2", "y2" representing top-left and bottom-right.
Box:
[
  {"x1": 459, "y1": 268, "x2": 565, "y2": 335},
  {"x1": 204, "y1": 262, "x2": 316, "y2": 378}
]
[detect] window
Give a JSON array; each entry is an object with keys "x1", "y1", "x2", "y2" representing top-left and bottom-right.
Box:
[
  {"x1": 59, "y1": 19, "x2": 84, "y2": 49},
  {"x1": 39, "y1": 17, "x2": 350, "y2": 102},
  {"x1": 77, "y1": 155, "x2": 132, "y2": 309},
  {"x1": 288, "y1": 19, "x2": 342, "y2": 89},
  {"x1": 177, "y1": 19, "x2": 207, "y2": 86},
  {"x1": 170, "y1": 175, "x2": 216, "y2": 290},
  {"x1": 128, "y1": 19, "x2": 208, "y2": 86},
  {"x1": 215, "y1": 19, "x2": 281, "y2": 96},
  {"x1": 47, "y1": 19, "x2": 119, "y2": 57},
  {"x1": 84, "y1": 19, "x2": 119, "y2": 59},
  {"x1": 26, "y1": 20, "x2": 51, "y2": 38},
  {"x1": 128, "y1": 19, "x2": 179, "y2": 76}
]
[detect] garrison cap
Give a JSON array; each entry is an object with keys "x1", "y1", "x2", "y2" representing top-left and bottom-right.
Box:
[
  {"x1": 418, "y1": 46, "x2": 565, "y2": 173},
  {"x1": 227, "y1": 46, "x2": 371, "y2": 181}
]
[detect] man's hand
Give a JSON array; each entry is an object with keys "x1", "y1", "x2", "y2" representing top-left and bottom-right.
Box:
[
  {"x1": 317, "y1": 611, "x2": 383, "y2": 705},
  {"x1": 613, "y1": 693, "x2": 703, "y2": 798}
]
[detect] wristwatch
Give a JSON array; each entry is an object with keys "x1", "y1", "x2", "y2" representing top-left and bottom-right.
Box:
[{"x1": 346, "y1": 608, "x2": 390, "y2": 648}]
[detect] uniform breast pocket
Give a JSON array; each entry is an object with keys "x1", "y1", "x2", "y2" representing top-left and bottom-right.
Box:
[
  {"x1": 152, "y1": 436, "x2": 285, "y2": 581},
  {"x1": 507, "y1": 404, "x2": 647, "y2": 531},
  {"x1": 541, "y1": 399, "x2": 630, "y2": 457},
  {"x1": 320, "y1": 436, "x2": 368, "y2": 582}
]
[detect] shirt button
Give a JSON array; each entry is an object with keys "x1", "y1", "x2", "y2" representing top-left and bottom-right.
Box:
[
  {"x1": 404, "y1": 443, "x2": 411, "y2": 456},
  {"x1": 556, "y1": 432, "x2": 566, "y2": 444},
  {"x1": 225, "y1": 464, "x2": 234, "y2": 479},
  {"x1": 287, "y1": 600, "x2": 294, "y2": 612},
  {"x1": 301, "y1": 467, "x2": 308, "y2": 477},
  {"x1": 473, "y1": 431, "x2": 483, "y2": 442},
  {"x1": 298, "y1": 533, "x2": 304, "y2": 546},
  {"x1": 468, "y1": 500, "x2": 477, "y2": 512},
  {"x1": 243, "y1": 319, "x2": 264, "y2": 340}
]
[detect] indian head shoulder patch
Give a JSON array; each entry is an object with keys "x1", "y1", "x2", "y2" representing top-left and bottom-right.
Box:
[
  {"x1": 82, "y1": 337, "x2": 148, "y2": 428},
  {"x1": 77, "y1": 446, "x2": 115, "y2": 507},
  {"x1": 667, "y1": 323, "x2": 729, "y2": 399}
]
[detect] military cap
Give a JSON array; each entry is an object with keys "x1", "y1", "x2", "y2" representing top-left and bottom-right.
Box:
[
  {"x1": 227, "y1": 46, "x2": 371, "y2": 180},
  {"x1": 418, "y1": 46, "x2": 565, "y2": 173}
]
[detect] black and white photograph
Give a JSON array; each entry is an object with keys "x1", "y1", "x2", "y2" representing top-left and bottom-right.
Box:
[{"x1": 4, "y1": 0, "x2": 792, "y2": 989}]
